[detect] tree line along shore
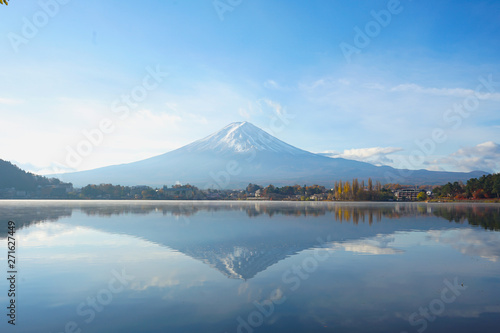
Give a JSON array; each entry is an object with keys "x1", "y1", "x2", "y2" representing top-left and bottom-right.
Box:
[{"x1": 1, "y1": 159, "x2": 499, "y2": 201}]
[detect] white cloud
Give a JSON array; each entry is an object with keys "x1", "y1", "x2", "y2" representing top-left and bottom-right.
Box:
[
  {"x1": 390, "y1": 83, "x2": 500, "y2": 99},
  {"x1": 264, "y1": 79, "x2": 282, "y2": 90},
  {"x1": 327, "y1": 235, "x2": 403, "y2": 255},
  {"x1": 319, "y1": 147, "x2": 403, "y2": 166},
  {"x1": 298, "y1": 77, "x2": 339, "y2": 91},
  {"x1": 11, "y1": 160, "x2": 74, "y2": 175},
  {"x1": 428, "y1": 229, "x2": 500, "y2": 262},
  {"x1": 341, "y1": 243, "x2": 403, "y2": 255},
  {"x1": 0, "y1": 97, "x2": 23, "y2": 105},
  {"x1": 259, "y1": 98, "x2": 285, "y2": 117},
  {"x1": 16, "y1": 223, "x2": 136, "y2": 250},
  {"x1": 425, "y1": 165, "x2": 446, "y2": 172},
  {"x1": 237, "y1": 98, "x2": 290, "y2": 126},
  {"x1": 130, "y1": 275, "x2": 181, "y2": 291},
  {"x1": 368, "y1": 83, "x2": 500, "y2": 100},
  {"x1": 453, "y1": 141, "x2": 500, "y2": 158},
  {"x1": 297, "y1": 76, "x2": 455, "y2": 143},
  {"x1": 429, "y1": 141, "x2": 500, "y2": 173},
  {"x1": 297, "y1": 73, "x2": 499, "y2": 172}
]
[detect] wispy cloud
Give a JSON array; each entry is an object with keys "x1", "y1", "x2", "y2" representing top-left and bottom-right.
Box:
[
  {"x1": 0, "y1": 97, "x2": 23, "y2": 105},
  {"x1": 387, "y1": 83, "x2": 500, "y2": 100},
  {"x1": 427, "y1": 141, "x2": 500, "y2": 173},
  {"x1": 298, "y1": 77, "x2": 351, "y2": 91},
  {"x1": 319, "y1": 147, "x2": 403, "y2": 166},
  {"x1": 328, "y1": 235, "x2": 403, "y2": 255},
  {"x1": 428, "y1": 229, "x2": 500, "y2": 262},
  {"x1": 264, "y1": 79, "x2": 287, "y2": 90},
  {"x1": 12, "y1": 160, "x2": 75, "y2": 175}
]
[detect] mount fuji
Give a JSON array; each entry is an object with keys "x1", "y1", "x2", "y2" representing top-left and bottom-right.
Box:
[{"x1": 55, "y1": 122, "x2": 485, "y2": 188}]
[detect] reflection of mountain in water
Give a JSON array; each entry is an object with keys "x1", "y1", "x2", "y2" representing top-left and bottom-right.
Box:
[
  {"x1": 1, "y1": 201, "x2": 499, "y2": 279},
  {"x1": 182, "y1": 244, "x2": 306, "y2": 280}
]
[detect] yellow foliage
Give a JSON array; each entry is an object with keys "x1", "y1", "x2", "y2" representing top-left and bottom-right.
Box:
[
  {"x1": 0, "y1": 0, "x2": 9, "y2": 5},
  {"x1": 343, "y1": 181, "x2": 350, "y2": 194}
]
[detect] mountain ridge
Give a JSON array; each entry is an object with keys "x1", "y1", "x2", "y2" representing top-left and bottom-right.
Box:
[
  {"x1": 0, "y1": 159, "x2": 69, "y2": 191},
  {"x1": 52, "y1": 122, "x2": 487, "y2": 188}
]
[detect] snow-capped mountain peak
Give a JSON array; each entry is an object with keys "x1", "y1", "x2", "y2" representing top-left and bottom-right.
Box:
[
  {"x1": 54, "y1": 121, "x2": 487, "y2": 188},
  {"x1": 181, "y1": 121, "x2": 307, "y2": 155}
]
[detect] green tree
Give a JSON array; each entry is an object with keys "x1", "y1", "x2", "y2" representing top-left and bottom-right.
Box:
[
  {"x1": 141, "y1": 189, "x2": 157, "y2": 199},
  {"x1": 352, "y1": 178, "x2": 359, "y2": 200},
  {"x1": 246, "y1": 183, "x2": 262, "y2": 193},
  {"x1": 262, "y1": 184, "x2": 275, "y2": 197},
  {"x1": 493, "y1": 176, "x2": 500, "y2": 198},
  {"x1": 359, "y1": 180, "x2": 366, "y2": 199}
]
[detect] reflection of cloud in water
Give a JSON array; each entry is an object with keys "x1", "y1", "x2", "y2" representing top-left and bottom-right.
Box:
[
  {"x1": 328, "y1": 235, "x2": 403, "y2": 255},
  {"x1": 16, "y1": 222, "x2": 137, "y2": 248},
  {"x1": 130, "y1": 276, "x2": 181, "y2": 291},
  {"x1": 394, "y1": 304, "x2": 500, "y2": 324},
  {"x1": 446, "y1": 305, "x2": 500, "y2": 318},
  {"x1": 428, "y1": 229, "x2": 500, "y2": 262},
  {"x1": 8, "y1": 223, "x2": 180, "y2": 265}
]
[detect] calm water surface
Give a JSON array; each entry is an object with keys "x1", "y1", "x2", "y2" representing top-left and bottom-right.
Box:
[{"x1": 0, "y1": 201, "x2": 499, "y2": 333}]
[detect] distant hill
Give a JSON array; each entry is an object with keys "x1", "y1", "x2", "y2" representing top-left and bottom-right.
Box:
[
  {"x1": 0, "y1": 159, "x2": 69, "y2": 191},
  {"x1": 53, "y1": 122, "x2": 487, "y2": 188}
]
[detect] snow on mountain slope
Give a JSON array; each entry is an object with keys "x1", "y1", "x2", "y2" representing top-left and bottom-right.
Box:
[
  {"x1": 178, "y1": 121, "x2": 310, "y2": 155},
  {"x1": 53, "y1": 122, "x2": 487, "y2": 188}
]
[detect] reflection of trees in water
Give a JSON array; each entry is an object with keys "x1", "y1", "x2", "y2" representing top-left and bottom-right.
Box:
[
  {"x1": 1, "y1": 202, "x2": 499, "y2": 233},
  {"x1": 330, "y1": 205, "x2": 434, "y2": 224},
  {"x1": 78, "y1": 203, "x2": 327, "y2": 218},
  {"x1": 75, "y1": 203, "x2": 500, "y2": 230},
  {"x1": 432, "y1": 204, "x2": 500, "y2": 231},
  {"x1": 75, "y1": 203, "x2": 424, "y2": 221},
  {"x1": 334, "y1": 207, "x2": 384, "y2": 225},
  {"x1": 0, "y1": 204, "x2": 73, "y2": 236}
]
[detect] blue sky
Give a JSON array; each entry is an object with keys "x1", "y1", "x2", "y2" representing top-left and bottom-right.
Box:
[{"x1": 0, "y1": 0, "x2": 499, "y2": 175}]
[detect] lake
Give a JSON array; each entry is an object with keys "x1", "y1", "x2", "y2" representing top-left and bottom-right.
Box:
[{"x1": 1, "y1": 201, "x2": 499, "y2": 333}]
